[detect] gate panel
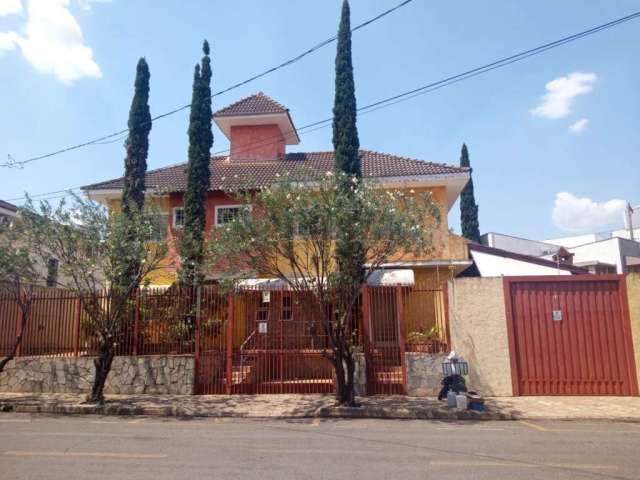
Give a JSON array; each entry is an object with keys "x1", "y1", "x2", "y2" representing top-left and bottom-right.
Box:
[
  {"x1": 365, "y1": 286, "x2": 406, "y2": 395},
  {"x1": 505, "y1": 276, "x2": 639, "y2": 396}
]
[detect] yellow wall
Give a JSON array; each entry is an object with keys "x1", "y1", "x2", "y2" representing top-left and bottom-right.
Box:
[
  {"x1": 625, "y1": 273, "x2": 640, "y2": 390},
  {"x1": 112, "y1": 184, "x2": 468, "y2": 286}
]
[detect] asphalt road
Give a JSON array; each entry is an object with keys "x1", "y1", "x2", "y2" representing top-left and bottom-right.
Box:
[{"x1": 1, "y1": 413, "x2": 639, "y2": 480}]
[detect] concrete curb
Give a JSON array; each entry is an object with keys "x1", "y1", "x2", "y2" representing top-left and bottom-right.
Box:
[
  {"x1": 0, "y1": 400, "x2": 513, "y2": 420},
  {"x1": 2, "y1": 400, "x2": 639, "y2": 422}
]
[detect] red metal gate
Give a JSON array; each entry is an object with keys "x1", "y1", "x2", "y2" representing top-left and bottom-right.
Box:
[
  {"x1": 504, "y1": 275, "x2": 639, "y2": 396},
  {"x1": 363, "y1": 285, "x2": 407, "y2": 395},
  {"x1": 196, "y1": 288, "x2": 334, "y2": 395}
]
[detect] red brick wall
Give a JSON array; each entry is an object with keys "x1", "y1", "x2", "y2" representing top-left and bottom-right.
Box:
[{"x1": 230, "y1": 124, "x2": 285, "y2": 160}]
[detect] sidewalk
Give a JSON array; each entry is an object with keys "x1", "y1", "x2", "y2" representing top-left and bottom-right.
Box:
[{"x1": 1, "y1": 393, "x2": 639, "y2": 421}]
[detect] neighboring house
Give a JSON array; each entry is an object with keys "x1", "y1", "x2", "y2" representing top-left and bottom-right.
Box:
[
  {"x1": 82, "y1": 92, "x2": 472, "y2": 288},
  {"x1": 0, "y1": 200, "x2": 61, "y2": 287},
  {"x1": 482, "y1": 230, "x2": 640, "y2": 274},
  {"x1": 0, "y1": 199, "x2": 17, "y2": 226},
  {"x1": 481, "y1": 232, "x2": 561, "y2": 257},
  {"x1": 544, "y1": 237, "x2": 640, "y2": 274},
  {"x1": 462, "y1": 242, "x2": 587, "y2": 277}
]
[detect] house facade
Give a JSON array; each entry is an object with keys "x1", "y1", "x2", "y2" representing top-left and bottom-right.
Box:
[{"x1": 83, "y1": 93, "x2": 471, "y2": 289}]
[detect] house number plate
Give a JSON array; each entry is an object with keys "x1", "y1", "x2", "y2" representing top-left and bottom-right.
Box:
[
  {"x1": 552, "y1": 310, "x2": 563, "y2": 321},
  {"x1": 258, "y1": 322, "x2": 268, "y2": 334}
]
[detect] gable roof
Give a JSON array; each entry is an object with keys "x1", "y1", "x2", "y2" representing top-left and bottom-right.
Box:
[
  {"x1": 468, "y1": 243, "x2": 589, "y2": 275},
  {"x1": 82, "y1": 150, "x2": 469, "y2": 193},
  {"x1": 213, "y1": 92, "x2": 288, "y2": 117},
  {"x1": 0, "y1": 199, "x2": 17, "y2": 213}
]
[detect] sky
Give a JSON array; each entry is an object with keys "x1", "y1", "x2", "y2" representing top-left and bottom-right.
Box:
[{"x1": 0, "y1": 0, "x2": 639, "y2": 240}]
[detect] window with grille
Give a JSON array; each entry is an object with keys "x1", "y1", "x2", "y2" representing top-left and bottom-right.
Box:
[
  {"x1": 215, "y1": 205, "x2": 252, "y2": 227},
  {"x1": 173, "y1": 207, "x2": 185, "y2": 229}
]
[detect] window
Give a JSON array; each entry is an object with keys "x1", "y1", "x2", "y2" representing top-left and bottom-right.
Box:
[
  {"x1": 173, "y1": 207, "x2": 185, "y2": 229},
  {"x1": 215, "y1": 205, "x2": 251, "y2": 227},
  {"x1": 281, "y1": 293, "x2": 293, "y2": 321},
  {"x1": 46, "y1": 258, "x2": 59, "y2": 287},
  {"x1": 148, "y1": 213, "x2": 169, "y2": 242},
  {"x1": 256, "y1": 292, "x2": 270, "y2": 322}
]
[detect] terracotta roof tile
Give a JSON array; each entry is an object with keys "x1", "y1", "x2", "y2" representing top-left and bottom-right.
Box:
[
  {"x1": 213, "y1": 92, "x2": 288, "y2": 117},
  {"x1": 82, "y1": 150, "x2": 469, "y2": 192}
]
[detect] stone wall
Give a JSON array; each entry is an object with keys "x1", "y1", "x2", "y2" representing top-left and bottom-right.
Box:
[
  {"x1": 448, "y1": 277, "x2": 513, "y2": 396},
  {"x1": 406, "y1": 353, "x2": 447, "y2": 396},
  {"x1": 626, "y1": 273, "x2": 640, "y2": 390},
  {"x1": 0, "y1": 355, "x2": 195, "y2": 395}
]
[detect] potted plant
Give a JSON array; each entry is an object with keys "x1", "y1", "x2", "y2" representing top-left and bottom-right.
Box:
[{"x1": 406, "y1": 326, "x2": 441, "y2": 353}]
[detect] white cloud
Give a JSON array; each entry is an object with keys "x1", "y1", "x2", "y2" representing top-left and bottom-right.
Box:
[
  {"x1": 569, "y1": 118, "x2": 589, "y2": 134},
  {"x1": 531, "y1": 72, "x2": 597, "y2": 119},
  {"x1": 76, "y1": 0, "x2": 111, "y2": 11},
  {"x1": 0, "y1": 0, "x2": 102, "y2": 85},
  {"x1": 552, "y1": 192, "x2": 626, "y2": 232},
  {"x1": 0, "y1": 31, "x2": 19, "y2": 51},
  {"x1": 0, "y1": 0, "x2": 22, "y2": 16}
]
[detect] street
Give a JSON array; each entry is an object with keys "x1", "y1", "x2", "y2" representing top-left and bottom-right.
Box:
[{"x1": 0, "y1": 414, "x2": 639, "y2": 479}]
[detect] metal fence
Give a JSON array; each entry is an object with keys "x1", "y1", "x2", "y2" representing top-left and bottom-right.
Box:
[{"x1": 0, "y1": 282, "x2": 449, "y2": 395}]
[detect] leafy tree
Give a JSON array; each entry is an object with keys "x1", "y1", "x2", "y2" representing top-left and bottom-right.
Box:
[
  {"x1": 180, "y1": 40, "x2": 213, "y2": 286},
  {"x1": 459, "y1": 143, "x2": 481, "y2": 242},
  {"x1": 118, "y1": 58, "x2": 152, "y2": 292},
  {"x1": 0, "y1": 213, "x2": 46, "y2": 372},
  {"x1": 332, "y1": 0, "x2": 365, "y2": 303},
  {"x1": 207, "y1": 172, "x2": 439, "y2": 405},
  {"x1": 22, "y1": 196, "x2": 167, "y2": 403}
]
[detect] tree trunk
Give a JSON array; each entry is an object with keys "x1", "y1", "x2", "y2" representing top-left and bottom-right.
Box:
[
  {"x1": 333, "y1": 348, "x2": 358, "y2": 407},
  {"x1": 87, "y1": 340, "x2": 115, "y2": 404},
  {"x1": 0, "y1": 309, "x2": 28, "y2": 373}
]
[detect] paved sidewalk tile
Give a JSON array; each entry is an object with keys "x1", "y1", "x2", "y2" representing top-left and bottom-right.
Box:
[{"x1": 1, "y1": 393, "x2": 639, "y2": 421}]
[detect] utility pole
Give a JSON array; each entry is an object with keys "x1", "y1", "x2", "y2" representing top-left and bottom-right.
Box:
[{"x1": 626, "y1": 202, "x2": 635, "y2": 241}]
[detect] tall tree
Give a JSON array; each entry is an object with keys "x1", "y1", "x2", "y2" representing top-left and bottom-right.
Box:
[
  {"x1": 117, "y1": 58, "x2": 152, "y2": 295},
  {"x1": 459, "y1": 143, "x2": 481, "y2": 243},
  {"x1": 332, "y1": 0, "x2": 364, "y2": 298},
  {"x1": 180, "y1": 40, "x2": 213, "y2": 286},
  {"x1": 121, "y1": 58, "x2": 152, "y2": 215},
  {"x1": 332, "y1": 0, "x2": 360, "y2": 178}
]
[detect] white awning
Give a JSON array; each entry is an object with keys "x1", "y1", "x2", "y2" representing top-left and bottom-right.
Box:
[
  {"x1": 236, "y1": 269, "x2": 415, "y2": 290},
  {"x1": 366, "y1": 269, "x2": 415, "y2": 286}
]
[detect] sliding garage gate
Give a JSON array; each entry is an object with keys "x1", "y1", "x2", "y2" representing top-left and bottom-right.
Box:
[{"x1": 504, "y1": 276, "x2": 638, "y2": 396}]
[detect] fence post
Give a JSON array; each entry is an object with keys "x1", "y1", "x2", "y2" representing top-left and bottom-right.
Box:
[
  {"x1": 14, "y1": 301, "x2": 21, "y2": 358},
  {"x1": 361, "y1": 283, "x2": 373, "y2": 396},
  {"x1": 225, "y1": 292, "x2": 234, "y2": 394},
  {"x1": 194, "y1": 286, "x2": 202, "y2": 393},
  {"x1": 396, "y1": 286, "x2": 407, "y2": 394},
  {"x1": 73, "y1": 296, "x2": 81, "y2": 356},
  {"x1": 442, "y1": 281, "x2": 451, "y2": 350},
  {"x1": 133, "y1": 289, "x2": 141, "y2": 356}
]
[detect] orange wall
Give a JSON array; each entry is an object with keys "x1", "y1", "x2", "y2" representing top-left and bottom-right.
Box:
[{"x1": 230, "y1": 124, "x2": 285, "y2": 160}]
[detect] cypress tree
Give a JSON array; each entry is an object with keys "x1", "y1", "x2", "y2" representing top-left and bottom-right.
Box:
[
  {"x1": 332, "y1": 0, "x2": 360, "y2": 178},
  {"x1": 333, "y1": 0, "x2": 364, "y2": 290},
  {"x1": 117, "y1": 58, "x2": 151, "y2": 294},
  {"x1": 180, "y1": 40, "x2": 213, "y2": 286},
  {"x1": 459, "y1": 143, "x2": 481, "y2": 243},
  {"x1": 122, "y1": 58, "x2": 152, "y2": 215}
]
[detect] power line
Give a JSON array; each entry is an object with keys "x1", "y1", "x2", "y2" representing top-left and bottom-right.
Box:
[
  {"x1": 1, "y1": 0, "x2": 415, "y2": 169},
  {"x1": 6, "y1": 9, "x2": 640, "y2": 205}
]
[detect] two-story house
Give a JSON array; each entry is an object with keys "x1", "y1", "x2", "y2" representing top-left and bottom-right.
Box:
[{"x1": 83, "y1": 92, "x2": 471, "y2": 290}]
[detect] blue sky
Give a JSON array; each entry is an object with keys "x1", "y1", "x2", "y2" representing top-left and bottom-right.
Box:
[{"x1": 1, "y1": 0, "x2": 639, "y2": 240}]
